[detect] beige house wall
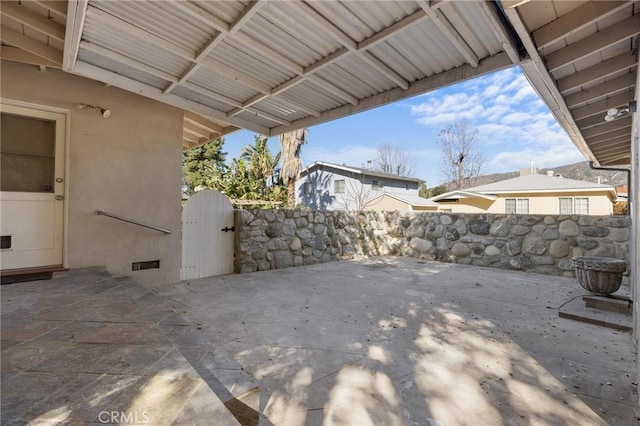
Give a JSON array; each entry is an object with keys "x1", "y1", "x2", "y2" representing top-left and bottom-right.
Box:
[
  {"x1": 1, "y1": 61, "x2": 183, "y2": 286},
  {"x1": 364, "y1": 194, "x2": 437, "y2": 212},
  {"x1": 364, "y1": 195, "x2": 408, "y2": 212},
  {"x1": 436, "y1": 191, "x2": 614, "y2": 215}
]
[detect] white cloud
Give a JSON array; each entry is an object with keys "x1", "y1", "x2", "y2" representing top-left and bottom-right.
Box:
[{"x1": 409, "y1": 66, "x2": 583, "y2": 176}]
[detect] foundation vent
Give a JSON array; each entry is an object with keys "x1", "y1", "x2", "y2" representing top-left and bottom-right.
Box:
[{"x1": 132, "y1": 260, "x2": 160, "y2": 271}]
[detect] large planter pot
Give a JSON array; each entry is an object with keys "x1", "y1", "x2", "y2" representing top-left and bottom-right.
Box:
[{"x1": 572, "y1": 256, "x2": 627, "y2": 295}]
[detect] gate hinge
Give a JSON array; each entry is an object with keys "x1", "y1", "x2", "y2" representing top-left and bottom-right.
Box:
[{"x1": 221, "y1": 226, "x2": 235, "y2": 232}]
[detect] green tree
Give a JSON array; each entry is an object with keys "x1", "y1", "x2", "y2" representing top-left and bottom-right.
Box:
[
  {"x1": 279, "y1": 128, "x2": 308, "y2": 208},
  {"x1": 418, "y1": 182, "x2": 448, "y2": 199},
  {"x1": 240, "y1": 135, "x2": 281, "y2": 186},
  {"x1": 182, "y1": 138, "x2": 227, "y2": 196}
]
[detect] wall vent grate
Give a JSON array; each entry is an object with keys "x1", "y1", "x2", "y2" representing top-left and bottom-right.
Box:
[{"x1": 132, "y1": 260, "x2": 160, "y2": 271}]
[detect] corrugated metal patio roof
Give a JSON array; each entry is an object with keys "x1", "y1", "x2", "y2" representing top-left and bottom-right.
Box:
[{"x1": 0, "y1": 1, "x2": 636, "y2": 166}]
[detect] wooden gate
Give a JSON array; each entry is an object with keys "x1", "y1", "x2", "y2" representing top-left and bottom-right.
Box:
[{"x1": 181, "y1": 190, "x2": 235, "y2": 280}]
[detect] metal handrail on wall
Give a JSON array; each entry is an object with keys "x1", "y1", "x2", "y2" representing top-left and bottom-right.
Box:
[{"x1": 95, "y1": 210, "x2": 172, "y2": 234}]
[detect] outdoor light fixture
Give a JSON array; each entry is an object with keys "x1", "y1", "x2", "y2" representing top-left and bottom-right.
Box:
[
  {"x1": 77, "y1": 103, "x2": 111, "y2": 118},
  {"x1": 604, "y1": 101, "x2": 636, "y2": 122}
]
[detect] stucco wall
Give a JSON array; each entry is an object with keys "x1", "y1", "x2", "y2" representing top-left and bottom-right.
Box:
[
  {"x1": 1, "y1": 61, "x2": 183, "y2": 285},
  {"x1": 437, "y1": 192, "x2": 613, "y2": 215},
  {"x1": 235, "y1": 209, "x2": 630, "y2": 277}
]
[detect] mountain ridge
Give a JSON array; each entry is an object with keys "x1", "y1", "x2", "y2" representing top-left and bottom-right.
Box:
[{"x1": 461, "y1": 161, "x2": 628, "y2": 189}]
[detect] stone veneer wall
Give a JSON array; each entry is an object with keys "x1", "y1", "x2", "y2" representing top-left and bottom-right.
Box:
[{"x1": 235, "y1": 209, "x2": 630, "y2": 277}]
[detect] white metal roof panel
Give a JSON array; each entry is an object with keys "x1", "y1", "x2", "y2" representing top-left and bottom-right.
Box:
[
  {"x1": 282, "y1": 82, "x2": 346, "y2": 113},
  {"x1": 172, "y1": 85, "x2": 236, "y2": 114},
  {"x1": 2, "y1": 0, "x2": 524, "y2": 138},
  {"x1": 92, "y1": 0, "x2": 213, "y2": 52},
  {"x1": 77, "y1": 48, "x2": 168, "y2": 90},
  {"x1": 467, "y1": 174, "x2": 616, "y2": 193},
  {"x1": 82, "y1": 10, "x2": 191, "y2": 77},
  {"x1": 252, "y1": 97, "x2": 309, "y2": 122},
  {"x1": 189, "y1": 67, "x2": 258, "y2": 104}
]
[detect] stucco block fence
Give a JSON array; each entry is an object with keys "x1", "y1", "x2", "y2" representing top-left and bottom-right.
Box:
[{"x1": 234, "y1": 210, "x2": 630, "y2": 277}]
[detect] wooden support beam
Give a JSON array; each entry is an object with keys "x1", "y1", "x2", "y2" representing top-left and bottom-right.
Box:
[
  {"x1": 81, "y1": 41, "x2": 179, "y2": 83},
  {"x1": 477, "y1": 0, "x2": 521, "y2": 64},
  {"x1": 297, "y1": 1, "x2": 409, "y2": 90},
  {"x1": 557, "y1": 52, "x2": 637, "y2": 94},
  {"x1": 1, "y1": 2, "x2": 66, "y2": 42},
  {"x1": 31, "y1": 1, "x2": 67, "y2": 21},
  {"x1": 565, "y1": 73, "x2": 636, "y2": 108},
  {"x1": 164, "y1": 1, "x2": 265, "y2": 94},
  {"x1": 503, "y1": 7, "x2": 596, "y2": 162},
  {"x1": 587, "y1": 134, "x2": 630, "y2": 148},
  {"x1": 570, "y1": 91, "x2": 635, "y2": 121},
  {"x1": 0, "y1": 25, "x2": 62, "y2": 64},
  {"x1": 545, "y1": 14, "x2": 640, "y2": 72},
  {"x1": 359, "y1": 51, "x2": 409, "y2": 90},
  {"x1": 172, "y1": 0, "x2": 230, "y2": 33},
  {"x1": 184, "y1": 111, "x2": 224, "y2": 135},
  {"x1": 591, "y1": 139, "x2": 631, "y2": 153},
  {"x1": 184, "y1": 122, "x2": 217, "y2": 138},
  {"x1": 71, "y1": 61, "x2": 270, "y2": 135},
  {"x1": 63, "y1": 0, "x2": 88, "y2": 70},
  {"x1": 534, "y1": 1, "x2": 630, "y2": 50},
  {"x1": 181, "y1": 81, "x2": 244, "y2": 109},
  {"x1": 584, "y1": 127, "x2": 632, "y2": 145},
  {"x1": 86, "y1": 7, "x2": 196, "y2": 61},
  {"x1": 230, "y1": 107, "x2": 291, "y2": 126},
  {"x1": 202, "y1": 60, "x2": 273, "y2": 93},
  {"x1": 358, "y1": 9, "x2": 427, "y2": 52},
  {"x1": 0, "y1": 45, "x2": 61, "y2": 68},
  {"x1": 307, "y1": 75, "x2": 359, "y2": 106},
  {"x1": 581, "y1": 116, "x2": 632, "y2": 139},
  {"x1": 270, "y1": 52, "x2": 512, "y2": 135},
  {"x1": 418, "y1": 2, "x2": 479, "y2": 67}
]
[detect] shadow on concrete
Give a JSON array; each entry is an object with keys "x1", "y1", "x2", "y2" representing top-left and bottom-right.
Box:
[{"x1": 157, "y1": 257, "x2": 638, "y2": 426}]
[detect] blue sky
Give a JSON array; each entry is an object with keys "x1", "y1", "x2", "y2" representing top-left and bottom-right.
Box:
[{"x1": 222, "y1": 66, "x2": 586, "y2": 187}]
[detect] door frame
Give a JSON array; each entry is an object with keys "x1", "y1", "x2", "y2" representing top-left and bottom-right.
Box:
[{"x1": 1, "y1": 98, "x2": 70, "y2": 269}]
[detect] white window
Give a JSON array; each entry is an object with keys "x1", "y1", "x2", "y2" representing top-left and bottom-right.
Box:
[
  {"x1": 371, "y1": 179, "x2": 383, "y2": 190},
  {"x1": 574, "y1": 198, "x2": 589, "y2": 215},
  {"x1": 559, "y1": 197, "x2": 589, "y2": 215},
  {"x1": 559, "y1": 197, "x2": 572, "y2": 214},
  {"x1": 334, "y1": 179, "x2": 345, "y2": 194},
  {"x1": 303, "y1": 182, "x2": 312, "y2": 195},
  {"x1": 506, "y1": 198, "x2": 529, "y2": 214}
]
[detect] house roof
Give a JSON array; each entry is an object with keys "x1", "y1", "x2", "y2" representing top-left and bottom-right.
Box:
[
  {"x1": 465, "y1": 174, "x2": 617, "y2": 195},
  {"x1": 430, "y1": 190, "x2": 498, "y2": 202},
  {"x1": 366, "y1": 192, "x2": 438, "y2": 207},
  {"x1": 301, "y1": 161, "x2": 422, "y2": 183},
  {"x1": 0, "y1": 1, "x2": 633, "y2": 167}
]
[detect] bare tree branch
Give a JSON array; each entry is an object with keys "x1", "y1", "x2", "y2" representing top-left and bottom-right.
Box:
[
  {"x1": 375, "y1": 143, "x2": 415, "y2": 176},
  {"x1": 437, "y1": 120, "x2": 486, "y2": 189}
]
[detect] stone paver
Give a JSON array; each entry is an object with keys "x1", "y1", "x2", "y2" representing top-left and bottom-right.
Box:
[{"x1": 1, "y1": 268, "x2": 251, "y2": 426}]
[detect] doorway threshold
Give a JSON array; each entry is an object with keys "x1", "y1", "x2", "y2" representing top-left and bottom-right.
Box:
[{"x1": 1, "y1": 265, "x2": 68, "y2": 285}]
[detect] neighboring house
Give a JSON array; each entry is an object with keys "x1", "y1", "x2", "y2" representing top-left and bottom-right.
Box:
[
  {"x1": 430, "y1": 169, "x2": 617, "y2": 215},
  {"x1": 296, "y1": 161, "x2": 428, "y2": 211},
  {"x1": 364, "y1": 193, "x2": 439, "y2": 212}
]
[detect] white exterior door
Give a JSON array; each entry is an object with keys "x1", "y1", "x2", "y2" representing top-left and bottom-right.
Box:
[
  {"x1": 181, "y1": 190, "x2": 235, "y2": 280},
  {"x1": 1, "y1": 102, "x2": 66, "y2": 271}
]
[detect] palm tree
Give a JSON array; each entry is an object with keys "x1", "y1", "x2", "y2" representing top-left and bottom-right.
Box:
[
  {"x1": 240, "y1": 135, "x2": 281, "y2": 185},
  {"x1": 279, "y1": 128, "x2": 307, "y2": 208}
]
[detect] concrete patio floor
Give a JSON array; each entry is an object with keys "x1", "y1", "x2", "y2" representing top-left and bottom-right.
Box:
[
  {"x1": 157, "y1": 256, "x2": 639, "y2": 426},
  {"x1": 1, "y1": 268, "x2": 257, "y2": 426}
]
